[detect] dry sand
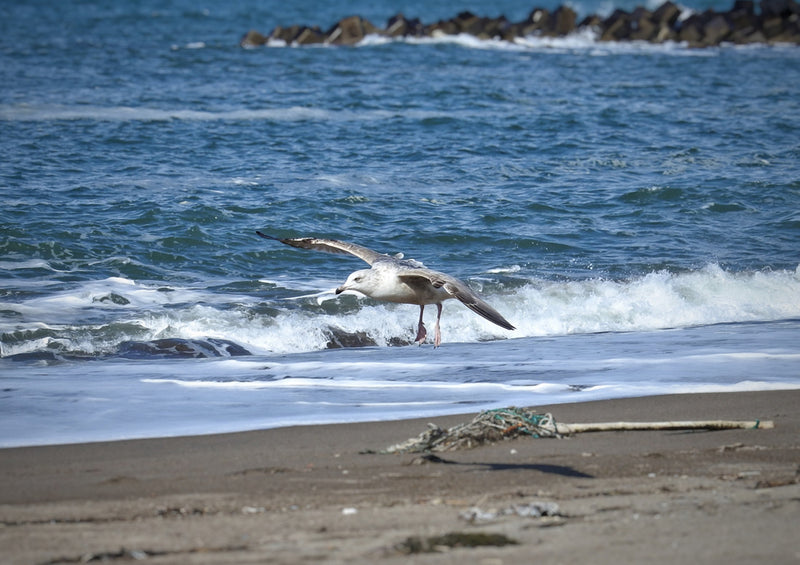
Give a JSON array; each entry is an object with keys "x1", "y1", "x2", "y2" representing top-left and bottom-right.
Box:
[{"x1": 1, "y1": 390, "x2": 798, "y2": 564}]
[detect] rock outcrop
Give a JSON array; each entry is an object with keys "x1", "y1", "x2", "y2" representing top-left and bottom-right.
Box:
[{"x1": 241, "y1": 0, "x2": 800, "y2": 48}]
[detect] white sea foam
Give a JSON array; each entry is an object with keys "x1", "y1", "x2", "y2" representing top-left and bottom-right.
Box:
[
  {"x1": 225, "y1": 264, "x2": 797, "y2": 353},
  {"x1": 0, "y1": 277, "x2": 201, "y2": 321},
  {"x1": 2, "y1": 264, "x2": 799, "y2": 357},
  {"x1": 508, "y1": 264, "x2": 800, "y2": 337},
  {"x1": 357, "y1": 28, "x2": 720, "y2": 56},
  {"x1": 486, "y1": 265, "x2": 522, "y2": 274},
  {"x1": 0, "y1": 259, "x2": 63, "y2": 271},
  {"x1": 0, "y1": 104, "x2": 379, "y2": 123},
  {"x1": 3, "y1": 319, "x2": 799, "y2": 447}
]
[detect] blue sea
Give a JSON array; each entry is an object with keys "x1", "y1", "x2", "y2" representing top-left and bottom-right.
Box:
[{"x1": 2, "y1": 0, "x2": 799, "y2": 447}]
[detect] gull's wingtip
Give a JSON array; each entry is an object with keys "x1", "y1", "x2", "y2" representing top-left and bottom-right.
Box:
[
  {"x1": 463, "y1": 300, "x2": 516, "y2": 331},
  {"x1": 256, "y1": 231, "x2": 278, "y2": 241},
  {"x1": 488, "y1": 313, "x2": 516, "y2": 331}
]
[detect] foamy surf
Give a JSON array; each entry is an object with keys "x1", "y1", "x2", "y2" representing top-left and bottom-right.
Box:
[
  {"x1": 2, "y1": 318, "x2": 799, "y2": 447},
  {"x1": 1, "y1": 264, "x2": 798, "y2": 358}
]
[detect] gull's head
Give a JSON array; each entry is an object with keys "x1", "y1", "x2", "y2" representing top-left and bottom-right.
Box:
[{"x1": 335, "y1": 269, "x2": 373, "y2": 296}]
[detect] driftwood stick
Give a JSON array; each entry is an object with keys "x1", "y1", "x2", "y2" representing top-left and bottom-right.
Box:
[
  {"x1": 553, "y1": 419, "x2": 774, "y2": 435},
  {"x1": 379, "y1": 410, "x2": 775, "y2": 454}
]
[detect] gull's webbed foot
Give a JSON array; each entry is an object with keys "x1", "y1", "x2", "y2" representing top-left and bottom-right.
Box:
[{"x1": 415, "y1": 322, "x2": 427, "y2": 345}]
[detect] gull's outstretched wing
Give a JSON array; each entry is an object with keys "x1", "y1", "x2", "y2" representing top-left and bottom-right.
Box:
[
  {"x1": 256, "y1": 231, "x2": 386, "y2": 266},
  {"x1": 398, "y1": 268, "x2": 516, "y2": 331}
]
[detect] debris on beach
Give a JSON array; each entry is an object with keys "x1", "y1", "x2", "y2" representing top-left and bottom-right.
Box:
[
  {"x1": 381, "y1": 408, "x2": 561, "y2": 453},
  {"x1": 460, "y1": 501, "x2": 563, "y2": 523},
  {"x1": 380, "y1": 407, "x2": 775, "y2": 453},
  {"x1": 394, "y1": 532, "x2": 518, "y2": 554}
]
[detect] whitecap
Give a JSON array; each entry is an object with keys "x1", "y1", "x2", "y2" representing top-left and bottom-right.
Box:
[
  {"x1": 486, "y1": 265, "x2": 521, "y2": 274},
  {"x1": 0, "y1": 259, "x2": 60, "y2": 271}
]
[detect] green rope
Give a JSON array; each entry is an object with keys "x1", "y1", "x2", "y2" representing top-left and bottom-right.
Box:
[
  {"x1": 380, "y1": 406, "x2": 560, "y2": 453},
  {"x1": 484, "y1": 407, "x2": 558, "y2": 438}
]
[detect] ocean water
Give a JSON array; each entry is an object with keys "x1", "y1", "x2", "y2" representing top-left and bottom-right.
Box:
[{"x1": 1, "y1": 0, "x2": 799, "y2": 447}]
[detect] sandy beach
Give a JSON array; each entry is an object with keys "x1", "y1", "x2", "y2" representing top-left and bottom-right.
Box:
[{"x1": 1, "y1": 389, "x2": 798, "y2": 564}]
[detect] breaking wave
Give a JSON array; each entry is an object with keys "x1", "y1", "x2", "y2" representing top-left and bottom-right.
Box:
[{"x1": 1, "y1": 264, "x2": 798, "y2": 359}]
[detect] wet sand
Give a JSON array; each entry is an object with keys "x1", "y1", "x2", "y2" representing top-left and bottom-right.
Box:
[{"x1": 1, "y1": 390, "x2": 799, "y2": 564}]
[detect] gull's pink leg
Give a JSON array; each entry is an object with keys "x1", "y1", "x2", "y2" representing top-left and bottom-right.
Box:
[
  {"x1": 415, "y1": 305, "x2": 427, "y2": 345},
  {"x1": 433, "y1": 303, "x2": 443, "y2": 348}
]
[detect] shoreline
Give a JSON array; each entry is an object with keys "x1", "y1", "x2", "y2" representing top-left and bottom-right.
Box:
[{"x1": 2, "y1": 390, "x2": 799, "y2": 564}]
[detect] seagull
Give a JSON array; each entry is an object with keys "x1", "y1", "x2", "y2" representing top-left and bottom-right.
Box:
[{"x1": 256, "y1": 231, "x2": 515, "y2": 347}]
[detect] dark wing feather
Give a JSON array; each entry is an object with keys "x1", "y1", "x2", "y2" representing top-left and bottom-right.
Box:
[
  {"x1": 400, "y1": 268, "x2": 516, "y2": 331},
  {"x1": 256, "y1": 232, "x2": 385, "y2": 266},
  {"x1": 443, "y1": 280, "x2": 516, "y2": 330}
]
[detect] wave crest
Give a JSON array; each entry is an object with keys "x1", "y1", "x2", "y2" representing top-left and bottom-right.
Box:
[{"x1": 2, "y1": 264, "x2": 798, "y2": 358}]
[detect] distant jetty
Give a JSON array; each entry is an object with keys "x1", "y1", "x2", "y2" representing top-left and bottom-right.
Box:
[{"x1": 241, "y1": 0, "x2": 800, "y2": 48}]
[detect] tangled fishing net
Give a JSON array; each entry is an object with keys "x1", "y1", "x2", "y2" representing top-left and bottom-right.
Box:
[
  {"x1": 378, "y1": 407, "x2": 773, "y2": 453},
  {"x1": 382, "y1": 407, "x2": 561, "y2": 453}
]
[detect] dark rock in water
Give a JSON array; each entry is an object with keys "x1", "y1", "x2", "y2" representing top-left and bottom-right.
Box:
[
  {"x1": 385, "y1": 13, "x2": 406, "y2": 36},
  {"x1": 240, "y1": 29, "x2": 268, "y2": 47},
  {"x1": 549, "y1": 6, "x2": 577, "y2": 36},
  {"x1": 326, "y1": 15, "x2": 381, "y2": 45},
  {"x1": 93, "y1": 293, "x2": 130, "y2": 305},
  {"x1": 760, "y1": 4, "x2": 800, "y2": 42},
  {"x1": 628, "y1": 8, "x2": 657, "y2": 41},
  {"x1": 760, "y1": 0, "x2": 799, "y2": 18},
  {"x1": 6, "y1": 351, "x2": 66, "y2": 363},
  {"x1": 262, "y1": 24, "x2": 325, "y2": 45},
  {"x1": 295, "y1": 26, "x2": 325, "y2": 45},
  {"x1": 323, "y1": 327, "x2": 416, "y2": 348},
  {"x1": 578, "y1": 13, "x2": 604, "y2": 31},
  {"x1": 728, "y1": 2, "x2": 761, "y2": 42},
  {"x1": 242, "y1": 1, "x2": 800, "y2": 48},
  {"x1": 729, "y1": 20, "x2": 762, "y2": 42},
  {"x1": 477, "y1": 16, "x2": 511, "y2": 39},
  {"x1": 386, "y1": 13, "x2": 424, "y2": 37},
  {"x1": 445, "y1": 12, "x2": 511, "y2": 39},
  {"x1": 324, "y1": 328, "x2": 377, "y2": 348},
  {"x1": 523, "y1": 8, "x2": 551, "y2": 35},
  {"x1": 653, "y1": 1, "x2": 682, "y2": 27},
  {"x1": 702, "y1": 14, "x2": 734, "y2": 45},
  {"x1": 269, "y1": 25, "x2": 302, "y2": 44},
  {"x1": 761, "y1": 15, "x2": 783, "y2": 37},
  {"x1": 425, "y1": 19, "x2": 459, "y2": 36},
  {"x1": 453, "y1": 11, "x2": 480, "y2": 33},
  {"x1": 734, "y1": 0, "x2": 756, "y2": 14},
  {"x1": 677, "y1": 12, "x2": 707, "y2": 45},
  {"x1": 601, "y1": 9, "x2": 633, "y2": 41},
  {"x1": 117, "y1": 338, "x2": 251, "y2": 359}
]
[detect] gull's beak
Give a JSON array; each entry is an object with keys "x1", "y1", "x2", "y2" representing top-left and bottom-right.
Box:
[{"x1": 335, "y1": 285, "x2": 346, "y2": 295}]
